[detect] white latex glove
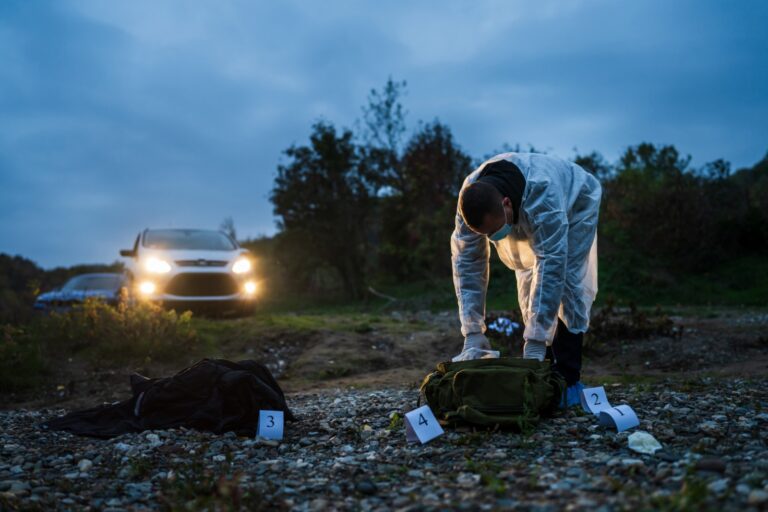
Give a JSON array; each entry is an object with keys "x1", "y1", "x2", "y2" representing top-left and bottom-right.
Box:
[{"x1": 451, "y1": 333, "x2": 500, "y2": 362}]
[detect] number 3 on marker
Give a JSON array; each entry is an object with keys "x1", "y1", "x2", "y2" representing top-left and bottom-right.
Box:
[{"x1": 257, "y1": 410, "x2": 284, "y2": 440}]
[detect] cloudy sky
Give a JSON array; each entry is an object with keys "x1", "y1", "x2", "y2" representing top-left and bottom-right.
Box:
[{"x1": 1, "y1": 0, "x2": 766, "y2": 268}]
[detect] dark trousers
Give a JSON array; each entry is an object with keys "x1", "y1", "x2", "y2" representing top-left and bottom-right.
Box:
[{"x1": 545, "y1": 319, "x2": 583, "y2": 386}]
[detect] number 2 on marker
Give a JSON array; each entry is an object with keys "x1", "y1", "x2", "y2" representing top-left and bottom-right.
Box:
[
  {"x1": 592, "y1": 393, "x2": 600, "y2": 405},
  {"x1": 418, "y1": 413, "x2": 428, "y2": 426}
]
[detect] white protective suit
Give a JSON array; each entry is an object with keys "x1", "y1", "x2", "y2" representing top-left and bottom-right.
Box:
[{"x1": 451, "y1": 152, "x2": 602, "y2": 345}]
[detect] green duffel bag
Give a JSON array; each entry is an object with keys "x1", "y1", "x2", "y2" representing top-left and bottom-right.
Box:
[{"x1": 419, "y1": 357, "x2": 566, "y2": 430}]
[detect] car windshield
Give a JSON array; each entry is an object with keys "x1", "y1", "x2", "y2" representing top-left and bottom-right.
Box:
[
  {"x1": 62, "y1": 275, "x2": 123, "y2": 291},
  {"x1": 143, "y1": 229, "x2": 237, "y2": 251}
]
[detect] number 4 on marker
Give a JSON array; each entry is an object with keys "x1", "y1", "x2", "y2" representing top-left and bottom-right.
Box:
[{"x1": 405, "y1": 405, "x2": 443, "y2": 444}]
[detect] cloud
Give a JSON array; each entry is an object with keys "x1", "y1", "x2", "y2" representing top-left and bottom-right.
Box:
[{"x1": 0, "y1": 0, "x2": 766, "y2": 267}]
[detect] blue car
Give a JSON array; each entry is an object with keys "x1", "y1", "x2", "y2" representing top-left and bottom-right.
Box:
[{"x1": 34, "y1": 273, "x2": 127, "y2": 313}]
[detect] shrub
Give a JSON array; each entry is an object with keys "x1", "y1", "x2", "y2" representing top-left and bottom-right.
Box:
[
  {"x1": 0, "y1": 324, "x2": 45, "y2": 392},
  {"x1": 39, "y1": 296, "x2": 201, "y2": 364}
]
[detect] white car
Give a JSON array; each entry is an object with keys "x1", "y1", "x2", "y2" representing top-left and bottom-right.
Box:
[{"x1": 120, "y1": 228, "x2": 257, "y2": 313}]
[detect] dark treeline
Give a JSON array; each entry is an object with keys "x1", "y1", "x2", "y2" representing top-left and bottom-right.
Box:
[
  {"x1": 245, "y1": 79, "x2": 768, "y2": 303},
  {"x1": 0, "y1": 255, "x2": 123, "y2": 324},
  {"x1": 2, "y1": 79, "x2": 767, "y2": 320}
]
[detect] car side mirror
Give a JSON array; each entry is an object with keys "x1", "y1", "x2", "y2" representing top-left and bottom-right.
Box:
[{"x1": 120, "y1": 249, "x2": 136, "y2": 258}]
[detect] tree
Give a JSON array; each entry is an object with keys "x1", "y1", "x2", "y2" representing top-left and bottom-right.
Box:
[
  {"x1": 602, "y1": 143, "x2": 717, "y2": 271},
  {"x1": 219, "y1": 216, "x2": 237, "y2": 242},
  {"x1": 270, "y1": 122, "x2": 370, "y2": 298},
  {"x1": 359, "y1": 77, "x2": 408, "y2": 194},
  {"x1": 380, "y1": 121, "x2": 472, "y2": 277},
  {"x1": 574, "y1": 151, "x2": 613, "y2": 181}
]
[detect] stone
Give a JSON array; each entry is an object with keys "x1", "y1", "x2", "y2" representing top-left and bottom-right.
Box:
[
  {"x1": 748, "y1": 490, "x2": 768, "y2": 505},
  {"x1": 706, "y1": 478, "x2": 729, "y2": 494},
  {"x1": 695, "y1": 457, "x2": 726, "y2": 473},
  {"x1": 456, "y1": 473, "x2": 481, "y2": 487},
  {"x1": 355, "y1": 479, "x2": 377, "y2": 495}
]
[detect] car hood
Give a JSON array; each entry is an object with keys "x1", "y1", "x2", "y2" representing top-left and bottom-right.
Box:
[
  {"x1": 35, "y1": 289, "x2": 118, "y2": 302},
  {"x1": 143, "y1": 249, "x2": 244, "y2": 262}
]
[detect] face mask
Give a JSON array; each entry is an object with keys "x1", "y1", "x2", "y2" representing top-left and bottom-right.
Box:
[{"x1": 488, "y1": 203, "x2": 511, "y2": 242}]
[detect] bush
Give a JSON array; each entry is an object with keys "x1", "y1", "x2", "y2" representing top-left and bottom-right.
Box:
[
  {"x1": 0, "y1": 324, "x2": 45, "y2": 392},
  {"x1": 38, "y1": 296, "x2": 201, "y2": 364}
]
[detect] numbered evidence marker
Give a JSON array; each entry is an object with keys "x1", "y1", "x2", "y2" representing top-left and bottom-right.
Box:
[
  {"x1": 257, "y1": 410, "x2": 284, "y2": 440},
  {"x1": 598, "y1": 405, "x2": 640, "y2": 433},
  {"x1": 404, "y1": 405, "x2": 444, "y2": 444},
  {"x1": 580, "y1": 386, "x2": 612, "y2": 416}
]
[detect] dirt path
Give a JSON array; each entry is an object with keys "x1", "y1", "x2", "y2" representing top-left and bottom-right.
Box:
[{"x1": 3, "y1": 308, "x2": 767, "y2": 411}]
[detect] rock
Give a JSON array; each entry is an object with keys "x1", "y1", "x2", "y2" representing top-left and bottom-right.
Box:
[
  {"x1": 654, "y1": 451, "x2": 679, "y2": 463},
  {"x1": 145, "y1": 433, "x2": 162, "y2": 447},
  {"x1": 9, "y1": 481, "x2": 30, "y2": 493},
  {"x1": 456, "y1": 473, "x2": 481, "y2": 487},
  {"x1": 748, "y1": 490, "x2": 768, "y2": 505},
  {"x1": 114, "y1": 442, "x2": 132, "y2": 452},
  {"x1": 355, "y1": 479, "x2": 377, "y2": 495},
  {"x1": 695, "y1": 457, "x2": 726, "y2": 473},
  {"x1": 706, "y1": 478, "x2": 729, "y2": 494},
  {"x1": 78, "y1": 459, "x2": 93, "y2": 472}
]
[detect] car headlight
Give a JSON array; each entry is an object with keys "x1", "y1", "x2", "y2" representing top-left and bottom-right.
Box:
[
  {"x1": 144, "y1": 257, "x2": 172, "y2": 274},
  {"x1": 232, "y1": 257, "x2": 252, "y2": 274},
  {"x1": 244, "y1": 281, "x2": 257, "y2": 295},
  {"x1": 138, "y1": 281, "x2": 156, "y2": 295}
]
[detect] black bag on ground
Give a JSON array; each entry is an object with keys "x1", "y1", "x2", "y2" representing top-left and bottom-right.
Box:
[
  {"x1": 420, "y1": 357, "x2": 565, "y2": 430},
  {"x1": 40, "y1": 358, "x2": 295, "y2": 438}
]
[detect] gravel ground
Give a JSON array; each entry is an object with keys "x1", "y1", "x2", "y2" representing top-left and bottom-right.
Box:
[{"x1": 1, "y1": 378, "x2": 767, "y2": 511}]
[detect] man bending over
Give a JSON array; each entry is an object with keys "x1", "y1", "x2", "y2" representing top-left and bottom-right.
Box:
[{"x1": 451, "y1": 152, "x2": 602, "y2": 406}]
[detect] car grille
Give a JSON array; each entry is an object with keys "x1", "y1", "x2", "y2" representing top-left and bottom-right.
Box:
[
  {"x1": 175, "y1": 259, "x2": 229, "y2": 267},
  {"x1": 165, "y1": 273, "x2": 238, "y2": 297}
]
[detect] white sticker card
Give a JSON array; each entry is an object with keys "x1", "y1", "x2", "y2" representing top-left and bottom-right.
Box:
[
  {"x1": 404, "y1": 405, "x2": 444, "y2": 444},
  {"x1": 257, "y1": 410, "x2": 284, "y2": 440},
  {"x1": 598, "y1": 405, "x2": 640, "y2": 432},
  {"x1": 580, "y1": 386, "x2": 612, "y2": 416}
]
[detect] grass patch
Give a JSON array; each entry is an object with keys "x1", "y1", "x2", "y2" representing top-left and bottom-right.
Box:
[
  {"x1": 31, "y1": 297, "x2": 206, "y2": 364},
  {"x1": 647, "y1": 473, "x2": 712, "y2": 511},
  {"x1": 465, "y1": 458, "x2": 508, "y2": 496},
  {"x1": 158, "y1": 457, "x2": 272, "y2": 511},
  {"x1": 41, "y1": 300, "x2": 200, "y2": 362},
  {"x1": 192, "y1": 312, "x2": 428, "y2": 341},
  {"x1": 0, "y1": 324, "x2": 45, "y2": 392}
]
